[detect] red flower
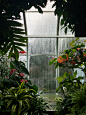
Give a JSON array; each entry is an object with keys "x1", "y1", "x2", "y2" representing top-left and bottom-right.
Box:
[
  {"x1": 57, "y1": 56, "x2": 64, "y2": 63},
  {"x1": 20, "y1": 79, "x2": 28, "y2": 82},
  {"x1": 57, "y1": 54, "x2": 68, "y2": 63},
  {"x1": 20, "y1": 51, "x2": 26, "y2": 54},
  {"x1": 19, "y1": 73, "x2": 25, "y2": 77},
  {"x1": 77, "y1": 48, "x2": 80, "y2": 50},
  {"x1": 14, "y1": 51, "x2": 26, "y2": 54},
  {"x1": 10, "y1": 69, "x2": 17, "y2": 74}
]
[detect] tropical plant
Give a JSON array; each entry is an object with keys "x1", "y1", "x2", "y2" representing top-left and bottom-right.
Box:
[
  {"x1": 49, "y1": 38, "x2": 86, "y2": 114},
  {"x1": 0, "y1": 81, "x2": 49, "y2": 115},
  {"x1": 0, "y1": 0, "x2": 48, "y2": 59},
  {"x1": 0, "y1": 82, "x2": 36, "y2": 115}
]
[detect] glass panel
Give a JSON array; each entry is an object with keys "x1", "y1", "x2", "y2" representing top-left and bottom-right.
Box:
[
  {"x1": 79, "y1": 38, "x2": 86, "y2": 45},
  {"x1": 26, "y1": 12, "x2": 57, "y2": 35},
  {"x1": 58, "y1": 38, "x2": 76, "y2": 54},
  {"x1": 58, "y1": 38, "x2": 86, "y2": 54},
  {"x1": 28, "y1": 38, "x2": 56, "y2": 109},
  {"x1": 28, "y1": 38, "x2": 56, "y2": 54},
  {"x1": 29, "y1": 55, "x2": 56, "y2": 106}
]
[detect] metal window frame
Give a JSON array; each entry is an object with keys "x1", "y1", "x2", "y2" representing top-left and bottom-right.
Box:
[
  {"x1": 23, "y1": 11, "x2": 29, "y2": 71},
  {"x1": 24, "y1": 35, "x2": 74, "y2": 38},
  {"x1": 26, "y1": 10, "x2": 55, "y2": 12}
]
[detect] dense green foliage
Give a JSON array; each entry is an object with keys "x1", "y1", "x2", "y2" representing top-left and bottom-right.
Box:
[
  {"x1": 70, "y1": 84, "x2": 86, "y2": 115},
  {"x1": 0, "y1": 82, "x2": 49, "y2": 115},
  {"x1": 0, "y1": 54, "x2": 49, "y2": 115},
  {"x1": 0, "y1": 82, "x2": 35, "y2": 115},
  {"x1": 50, "y1": 0, "x2": 86, "y2": 33}
]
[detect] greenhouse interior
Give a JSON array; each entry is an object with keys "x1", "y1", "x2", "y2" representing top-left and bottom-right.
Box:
[{"x1": 0, "y1": 0, "x2": 86, "y2": 115}]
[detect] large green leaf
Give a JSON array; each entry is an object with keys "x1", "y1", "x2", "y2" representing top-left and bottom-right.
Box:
[
  {"x1": 49, "y1": 60, "x2": 54, "y2": 65},
  {"x1": 18, "y1": 100, "x2": 22, "y2": 115},
  {"x1": 11, "y1": 104, "x2": 17, "y2": 114},
  {"x1": 14, "y1": 47, "x2": 19, "y2": 60},
  {"x1": 32, "y1": 85, "x2": 38, "y2": 93},
  {"x1": 0, "y1": 19, "x2": 27, "y2": 59}
]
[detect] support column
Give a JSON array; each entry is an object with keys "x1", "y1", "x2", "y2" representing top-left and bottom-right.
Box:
[
  {"x1": 23, "y1": 11, "x2": 29, "y2": 77},
  {"x1": 56, "y1": 16, "x2": 60, "y2": 88}
]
